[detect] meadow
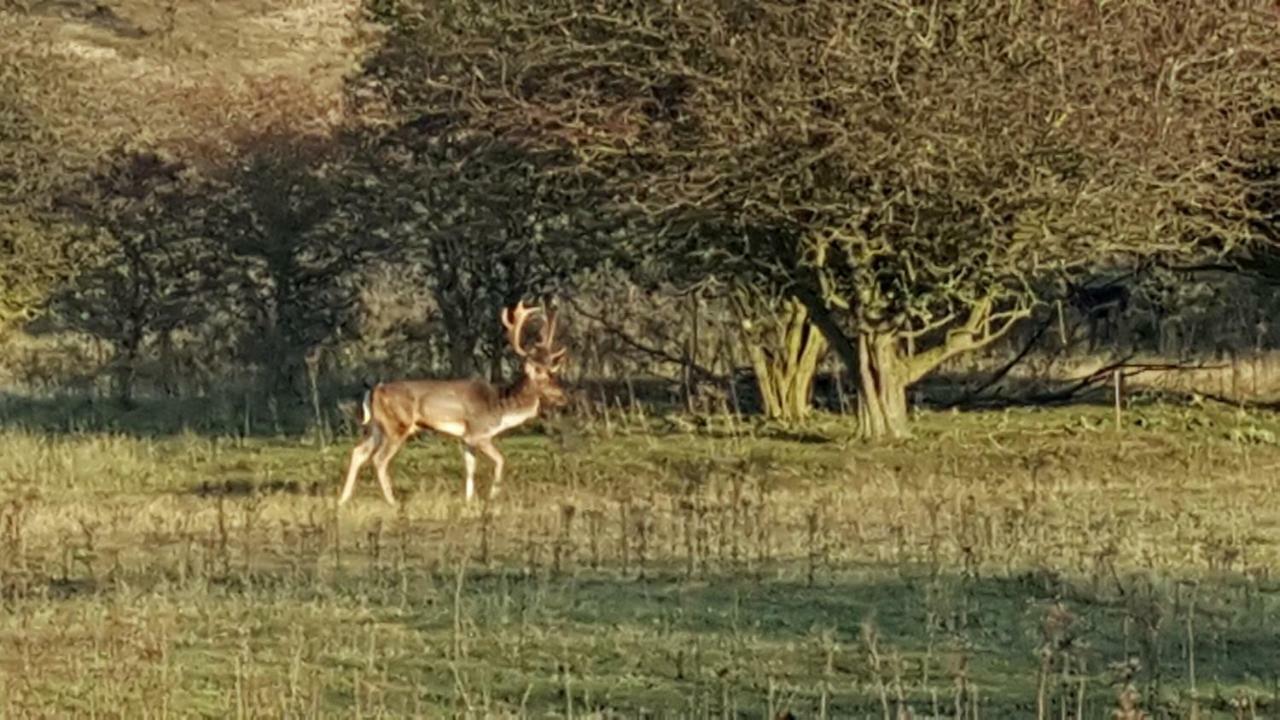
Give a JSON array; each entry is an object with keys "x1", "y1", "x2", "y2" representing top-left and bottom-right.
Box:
[{"x1": 1, "y1": 398, "x2": 1279, "y2": 718}]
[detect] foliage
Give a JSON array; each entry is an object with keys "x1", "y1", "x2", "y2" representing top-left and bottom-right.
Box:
[
  {"x1": 41, "y1": 150, "x2": 211, "y2": 403},
  {"x1": 340, "y1": 127, "x2": 606, "y2": 378},
  {"x1": 0, "y1": 1, "x2": 375, "y2": 391},
  {"x1": 1221, "y1": 105, "x2": 1280, "y2": 283},
  {"x1": 4, "y1": 0, "x2": 1279, "y2": 426},
  {"x1": 360, "y1": 0, "x2": 1280, "y2": 435},
  {"x1": 0, "y1": 14, "x2": 113, "y2": 331},
  {"x1": 202, "y1": 134, "x2": 383, "y2": 395}
]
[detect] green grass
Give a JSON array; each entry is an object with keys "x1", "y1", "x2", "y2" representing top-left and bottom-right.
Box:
[{"x1": 2, "y1": 402, "x2": 1280, "y2": 717}]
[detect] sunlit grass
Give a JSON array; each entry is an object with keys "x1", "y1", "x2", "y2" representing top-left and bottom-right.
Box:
[{"x1": 2, "y1": 403, "x2": 1280, "y2": 717}]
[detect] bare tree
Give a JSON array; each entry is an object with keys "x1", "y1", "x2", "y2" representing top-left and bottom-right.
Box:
[{"x1": 349, "y1": 133, "x2": 584, "y2": 379}]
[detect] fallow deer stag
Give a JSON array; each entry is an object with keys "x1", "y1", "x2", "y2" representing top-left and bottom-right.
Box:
[{"x1": 338, "y1": 300, "x2": 568, "y2": 506}]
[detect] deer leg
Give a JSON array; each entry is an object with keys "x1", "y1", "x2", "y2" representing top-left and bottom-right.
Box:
[
  {"x1": 372, "y1": 430, "x2": 409, "y2": 506},
  {"x1": 339, "y1": 426, "x2": 380, "y2": 505},
  {"x1": 474, "y1": 438, "x2": 505, "y2": 499},
  {"x1": 462, "y1": 443, "x2": 478, "y2": 501}
]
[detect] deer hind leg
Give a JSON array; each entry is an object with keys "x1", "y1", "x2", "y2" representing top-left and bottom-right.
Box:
[
  {"x1": 461, "y1": 444, "x2": 478, "y2": 501},
  {"x1": 339, "y1": 425, "x2": 381, "y2": 505},
  {"x1": 474, "y1": 438, "x2": 505, "y2": 500},
  {"x1": 372, "y1": 428, "x2": 410, "y2": 506}
]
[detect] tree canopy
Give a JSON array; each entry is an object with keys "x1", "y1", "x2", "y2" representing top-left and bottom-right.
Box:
[{"x1": 355, "y1": 0, "x2": 1280, "y2": 434}]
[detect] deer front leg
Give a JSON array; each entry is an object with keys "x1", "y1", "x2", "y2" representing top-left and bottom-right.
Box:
[
  {"x1": 372, "y1": 431, "x2": 408, "y2": 506},
  {"x1": 462, "y1": 444, "x2": 478, "y2": 501},
  {"x1": 474, "y1": 438, "x2": 505, "y2": 499},
  {"x1": 339, "y1": 427, "x2": 380, "y2": 505}
]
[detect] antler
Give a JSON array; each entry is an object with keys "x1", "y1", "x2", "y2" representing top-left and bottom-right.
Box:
[
  {"x1": 538, "y1": 308, "x2": 558, "y2": 349},
  {"x1": 537, "y1": 304, "x2": 568, "y2": 362},
  {"x1": 501, "y1": 300, "x2": 540, "y2": 357}
]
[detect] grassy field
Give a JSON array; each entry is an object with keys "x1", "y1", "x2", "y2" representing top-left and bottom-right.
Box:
[{"x1": 2, "y1": 400, "x2": 1280, "y2": 718}]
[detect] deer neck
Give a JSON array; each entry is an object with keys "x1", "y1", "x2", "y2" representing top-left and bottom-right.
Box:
[{"x1": 498, "y1": 375, "x2": 541, "y2": 416}]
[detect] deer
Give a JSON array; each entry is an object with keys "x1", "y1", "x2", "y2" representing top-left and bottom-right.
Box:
[{"x1": 338, "y1": 300, "x2": 568, "y2": 506}]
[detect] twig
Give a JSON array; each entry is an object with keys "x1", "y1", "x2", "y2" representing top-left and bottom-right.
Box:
[
  {"x1": 942, "y1": 315, "x2": 1051, "y2": 409},
  {"x1": 1024, "y1": 357, "x2": 1228, "y2": 405},
  {"x1": 563, "y1": 296, "x2": 723, "y2": 382}
]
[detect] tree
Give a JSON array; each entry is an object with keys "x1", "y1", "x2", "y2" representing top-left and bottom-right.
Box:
[
  {"x1": 2, "y1": 0, "x2": 373, "y2": 389},
  {"x1": 44, "y1": 150, "x2": 211, "y2": 403},
  {"x1": 729, "y1": 283, "x2": 826, "y2": 422},
  {"x1": 359, "y1": 0, "x2": 1280, "y2": 436},
  {"x1": 343, "y1": 129, "x2": 594, "y2": 380},
  {"x1": 1212, "y1": 105, "x2": 1280, "y2": 285},
  {"x1": 201, "y1": 133, "x2": 382, "y2": 398}
]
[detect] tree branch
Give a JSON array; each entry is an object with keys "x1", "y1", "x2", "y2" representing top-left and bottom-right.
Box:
[
  {"x1": 940, "y1": 314, "x2": 1052, "y2": 409},
  {"x1": 905, "y1": 298, "x2": 1033, "y2": 385}
]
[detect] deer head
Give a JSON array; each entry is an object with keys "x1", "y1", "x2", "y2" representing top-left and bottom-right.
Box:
[{"x1": 501, "y1": 299, "x2": 569, "y2": 407}]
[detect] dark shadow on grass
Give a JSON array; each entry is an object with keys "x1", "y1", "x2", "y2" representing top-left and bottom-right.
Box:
[
  {"x1": 189, "y1": 477, "x2": 328, "y2": 498},
  {"x1": 45, "y1": 577, "x2": 99, "y2": 600},
  {"x1": 2, "y1": 575, "x2": 99, "y2": 602},
  {"x1": 7, "y1": 552, "x2": 1277, "y2": 716},
  {"x1": 1, "y1": 361, "x2": 1267, "y2": 440},
  {"x1": 913, "y1": 367, "x2": 1279, "y2": 413},
  {"x1": 386, "y1": 568, "x2": 1280, "y2": 716},
  {"x1": 0, "y1": 388, "x2": 363, "y2": 438}
]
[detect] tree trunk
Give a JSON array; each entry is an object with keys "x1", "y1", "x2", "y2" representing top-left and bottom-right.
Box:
[
  {"x1": 439, "y1": 301, "x2": 479, "y2": 377},
  {"x1": 855, "y1": 332, "x2": 909, "y2": 439},
  {"x1": 447, "y1": 340, "x2": 474, "y2": 377},
  {"x1": 792, "y1": 282, "x2": 1030, "y2": 440},
  {"x1": 114, "y1": 321, "x2": 143, "y2": 408},
  {"x1": 266, "y1": 350, "x2": 306, "y2": 400},
  {"x1": 113, "y1": 355, "x2": 138, "y2": 408},
  {"x1": 157, "y1": 330, "x2": 177, "y2": 397},
  {"x1": 734, "y1": 292, "x2": 826, "y2": 422}
]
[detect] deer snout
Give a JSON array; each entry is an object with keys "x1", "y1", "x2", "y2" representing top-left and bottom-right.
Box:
[{"x1": 542, "y1": 379, "x2": 570, "y2": 408}]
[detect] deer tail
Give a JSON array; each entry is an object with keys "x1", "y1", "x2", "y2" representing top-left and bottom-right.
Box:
[{"x1": 360, "y1": 388, "x2": 373, "y2": 425}]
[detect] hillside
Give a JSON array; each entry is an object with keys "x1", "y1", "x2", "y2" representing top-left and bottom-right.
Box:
[
  {"x1": 8, "y1": 0, "x2": 364, "y2": 156},
  {"x1": 1, "y1": 0, "x2": 370, "y2": 336}
]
